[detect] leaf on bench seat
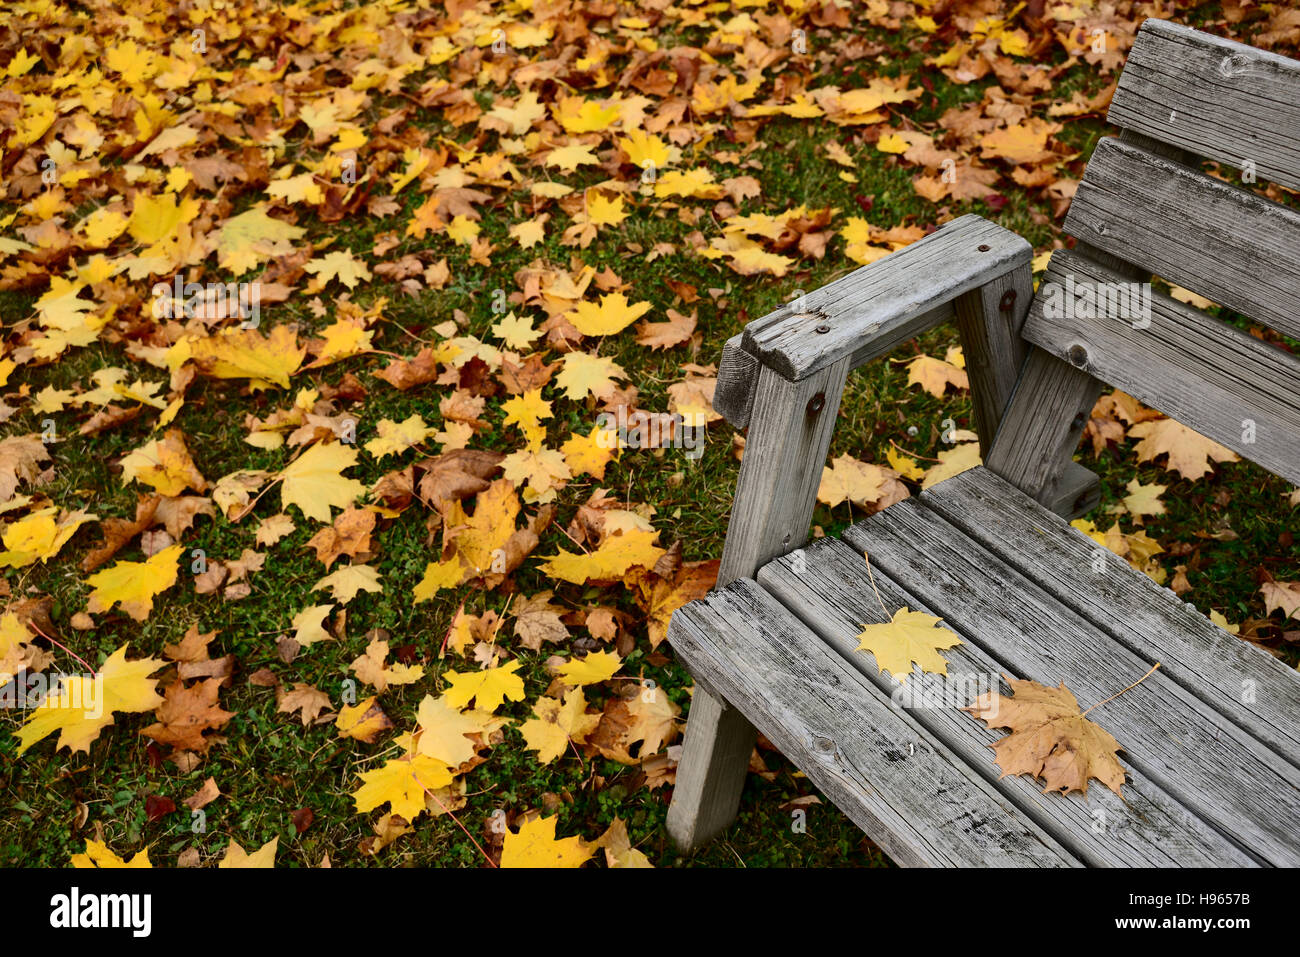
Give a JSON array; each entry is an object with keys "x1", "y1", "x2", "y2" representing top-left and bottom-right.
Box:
[
  {"x1": 854, "y1": 606, "x2": 961, "y2": 683},
  {"x1": 963, "y1": 677, "x2": 1127, "y2": 798}
]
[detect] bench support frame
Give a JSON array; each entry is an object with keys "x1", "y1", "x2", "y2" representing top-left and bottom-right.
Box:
[{"x1": 668, "y1": 217, "x2": 1081, "y2": 851}]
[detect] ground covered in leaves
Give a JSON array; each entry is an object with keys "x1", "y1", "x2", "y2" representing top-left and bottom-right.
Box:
[{"x1": 1, "y1": 0, "x2": 1298, "y2": 868}]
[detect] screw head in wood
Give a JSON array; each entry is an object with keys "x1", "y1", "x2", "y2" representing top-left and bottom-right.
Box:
[
  {"x1": 977, "y1": 244, "x2": 991, "y2": 251},
  {"x1": 815, "y1": 322, "x2": 830, "y2": 333},
  {"x1": 999, "y1": 289, "x2": 1017, "y2": 313},
  {"x1": 806, "y1": 392, "x2": 825, "y2": 416}
]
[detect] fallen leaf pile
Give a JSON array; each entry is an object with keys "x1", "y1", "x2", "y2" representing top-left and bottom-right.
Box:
[{"x1": 1, "y1": 0, "x2": 1296, "y2": 867}]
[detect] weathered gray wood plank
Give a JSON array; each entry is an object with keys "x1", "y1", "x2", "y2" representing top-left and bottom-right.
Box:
[
  {"x1": 716, "y1": 359, "x2": 849, "y2": 585},
  {"x1": 843, "y1": 500, "x2": 1300, "y2": 866},
  {"x1": 668, "y1": 579, "x2": 1082, "y2": 867},
  {"x1": 953, "y1": 260, "x2": 1031, "y2": 458},
  {"x1": 713, "y1": 335, "x2": 759, "y2": 429},
  {"x1": 665, "y1": 686, "x2": 757, "y2": 851},
  {"x1": 1108, "y1": 18, "x2": 1300, "y2": 193},
  {"x1": 922, "y1": 466, "x2": 1300, "y2": 770},
  {"x1": 1064, "y1": 136, "x2": 1300, "y2": 340},
  {"x1": 740, "y1": 215, "x2": 1031, "y2": 381},
  {"x1": 669, "y1": 356, "x2": 850, "y2": 851},
  {"x1": 984, "y1": 347, "x2": 1102, "y2": 514},
  {"x1": 757, "y1": 537, "x2": 1259, "y2": 867},
  {"x1": 1024, "y1": 249, "x2": 1300, "y2": 485}
]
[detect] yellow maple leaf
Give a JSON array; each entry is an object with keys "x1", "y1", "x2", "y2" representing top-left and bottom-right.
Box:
[
  {"x1": 119, "y1": 429, "x2": 206, "y2": 496},
  {"x1": 520, "y1": 689, "x2": 600, "y2": 763},
  {"x1": 904, "y1": 354, "x2": 969, "y2": 397},
  {"x1": 312, "y1": 318, "x2": 373, "y2": 366},
  {"x1": 304, "y1": 249, "x2": 372, "y2": 290},
  {"x1": 167, "y1": 325, "x2": 305, "y2": 390},
  {"x1": 70, "y1": 840, "x2": 151, "y2": 869},
  {"x1": 215, "y1": 205, "x2": 305, "y2": 274},
  {"x1": 442, "y1": 479, "x2": 521, "y2": 575},
  {"x1": 219, "y1": 837, "x2": 278, "y2": 868},
  {"x1": 540, "y1": 529, "x2": 665, "y2": 584},
  {"x1": 313, "y1": 564, "x2": 383, "y2": 604},
  {"x1": 556, "y1": 650, "x2": 622, "y2": 686},
  {"x1": 365, "y1": 415, "x2": 433, "y2": 461},
  {"x1": 414, "y1": 694, "x2": 492, "y2": 765},
  {"x1": 1127, "y1": 418, "x2": 1239, "y2": 481},
  {"x1": 490, "y1": 312, "x2": 540, "y2": 350},
  {"x1": 509, "y1": 216, "x2": 547, "y2": 248},
  {"x1": 84, "y1": 545, "x2": 183, "y2": 621},
  {"x1": 442, "y1": 659, "x2": 525, "y2": 713},
  {"x1": 0, "y1": 507, "x2": 96, "y2": 568},
  {"x1": 555, "y1": 352, "x2": 626, "y2": 401},
  {"x1": 127, "y1": 192, "x2": 200, "y2": 247},
  {"x1": 353, "y1": 749, "x2": 455, "y2": 820},
  {"x1": 618, "y1": 129, "x2": 673, "y2": 168},
  {"x1": 291, "y1": 604, "x2": 334, "y2": 646},
  {"x1": 854, "y1": 606, "x2": 962, "y2": 682},
  {"x1": 17, "y1": 644, "x2": 166, "y2": 754},
  {"x1": 413, "y1": 557, "x2": 469, "y2": 602},
  {"x1": 279, "y1": 442, "x2": 365, "y2": 522},
  {"x1": 979, "y1": 119, "x2": 1059, "y2": 165},
  {"x1": 877, "y1": 133, "x2": 911, "y2": 153},
  {"x1": 818, "y1": 455, "x2": 889, "y2": 507},
  {"x1": 501, "y1": 389, "x2": 552, "y2": 451},
  {"x1": 561, "y1": 428, "x2": 618, "y2": 480},
  {"x1": 921, "y1": 443, "x2": 982, "y2": 489},
  {"x1": 544, "y1": 143, "x2": 599, "y2": 173},
  {"x1": 567, "y1": 292, "x2": 652, "y2": 337},
  {"x1": 501, "y1": 815, "x2": 593, "y2": 868}
]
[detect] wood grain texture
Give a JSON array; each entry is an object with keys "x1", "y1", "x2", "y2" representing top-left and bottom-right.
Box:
[
  {"x1": 1024, "y1": 249, "x2": 1300, "y2": 485},
  {"x1": 716, "y1": 359, "x2": 849, "y2": 586},
  {"x1": 757, "y1": 537, "x2": 1258, "y2": 867},
  {"x1": 844, "y1": 501, "x2": 1300, "y2": 866},
  {"x1": 665, "y1": 686, "x2": 758, "y2": 850},
  {"x1": 1064, "y1": 136, "x2": 1300, "y2": 340},
  {"x1": 954, "y1": 261, "x2": 1032, "y2": 458},
  {"x1": 1108, "y1": 18, "x2": 1300, "y2": 192},
  {"x1": 740, "y1": 215, "x2": 1031, "y2": 380},
  {"x1": 922, "y1": 466, "x2": 1300, "y2": 771},
  {"x1": 984, "y1": 346, "x2": 1102, "y2": 513},
  {"x1": 667, "y1": 579, "x2": 1081, "y2": 867},
  {"x1": 669, "y1": 358, "x2": 848, "y2": 851},
  {"x1": 713, "y1": 335, "x2": 759, "y2": 429}
]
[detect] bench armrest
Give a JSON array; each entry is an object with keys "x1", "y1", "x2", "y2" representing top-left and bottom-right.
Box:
[{"x1": 714, "y1": 214, "x2": 1031, "y2": 427}]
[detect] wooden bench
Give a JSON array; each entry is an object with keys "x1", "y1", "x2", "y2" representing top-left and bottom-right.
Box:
[{"x1": 665, "y1": 19, "x2": 1300, "y2": 867}]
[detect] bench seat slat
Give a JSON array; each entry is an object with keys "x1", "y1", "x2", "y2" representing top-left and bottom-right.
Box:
[
  {"x1": 843, "y1": 494, "x2": 1300, "y2": 867},
  {"x1": 667, "y1": 579, "x2": 1081, "y2": 867},
  {"x1": 756, "y1": 538, "x2": 1258, "y2": 867},
  {"x1": 1023, "y1": 249, "x2": 1300, "y2": 485},
  {"x1": 923, "y1": 466, "x2": 1300, "y2": 769}
]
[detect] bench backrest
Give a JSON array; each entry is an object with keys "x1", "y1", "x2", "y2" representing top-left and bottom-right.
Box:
[{"x1": 1015, "y1": 19, "x2": 1300, "y2": 487}]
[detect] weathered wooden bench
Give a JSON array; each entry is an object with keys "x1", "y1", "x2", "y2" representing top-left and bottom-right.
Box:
[{"x1": 665, "y1": 19, "x2": 1300, "y2": 866}]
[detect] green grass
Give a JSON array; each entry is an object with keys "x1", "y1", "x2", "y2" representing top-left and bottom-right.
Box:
[{"x1": 2, "y1": 2, "x2": 1297, "y2": 869}]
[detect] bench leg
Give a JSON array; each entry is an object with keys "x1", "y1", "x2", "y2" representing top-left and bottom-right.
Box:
[{"x1": 667, "y1": 687, "x2": 757, "y2": 851}]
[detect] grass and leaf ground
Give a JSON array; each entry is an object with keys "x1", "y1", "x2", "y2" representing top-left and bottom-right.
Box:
[{"x1": 1, "y1": 0, "x2": 1297, "y2": 868}]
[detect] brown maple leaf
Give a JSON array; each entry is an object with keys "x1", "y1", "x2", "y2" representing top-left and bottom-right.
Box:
[
  {"x1": 416, "y1": 449, "x2": 504, "y2": 510},
  {"x1": 964, "y1": 676, "x2": 1128, "y2": 797},
  {"x1": 142, "y1": 678, "x2": 234, "y2": 754},
  {"x1": 306, "y1": 507, "x2": 376, "y2": 569}
]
